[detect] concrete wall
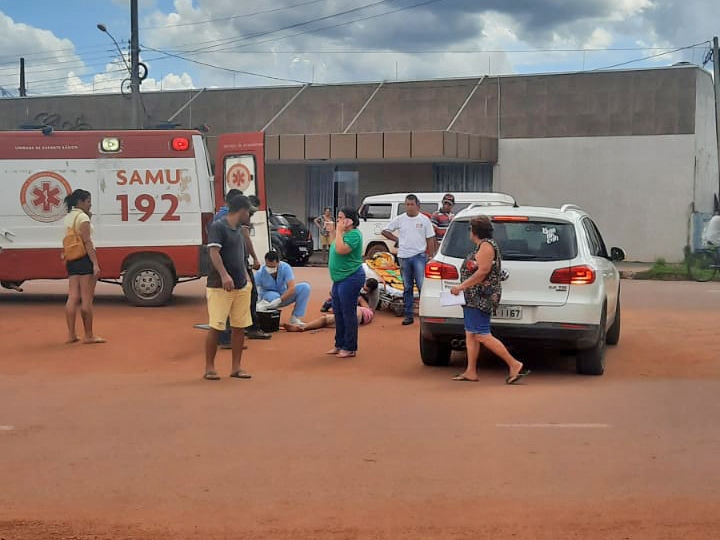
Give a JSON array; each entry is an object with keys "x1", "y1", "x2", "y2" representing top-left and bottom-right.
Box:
[
  {"x1": 693, "y1": 70, "x2": 719, "y2": 213},
  {"x1": 492, "y1": 69, "x2": 696, "y2": 139},
  {"x1": 0, "y1": 67, "x2": 700, "y2": 140},
  {"x1": 494, "y1": 135, "x2": 696, "y2": 262}
]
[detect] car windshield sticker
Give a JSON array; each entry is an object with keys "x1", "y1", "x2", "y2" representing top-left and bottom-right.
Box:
[{"x1": 542, "y1": 226, "x2": 559, "y2": 244}]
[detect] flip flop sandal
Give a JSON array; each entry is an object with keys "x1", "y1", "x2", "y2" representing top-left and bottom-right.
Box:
[
  {"x1": 230, "y1": 371, "x2": 252, "y2": 379},
  {"x1": 336, "y1": 350, "x2": 356, "y2": 358},
  {"x1": 83, "y1": 337, "x2": 106, "y2": 344},
  {"x1": 203, "y1": 372, "x2": 221, "y2": 381},
  {"x1": 505, "y1": 370, "x2": 531, "y2": 385},
  {"x1": 452, "y1": 374, "x2": 479, "y2": 382}
]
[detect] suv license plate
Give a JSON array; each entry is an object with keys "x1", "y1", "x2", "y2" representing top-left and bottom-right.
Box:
[
  {"x1": 298, "y1": 247, "x2": 308, "y2": 252},
  {"x1": 494, "y1": 306, "x2": 523, "y2": 320}
]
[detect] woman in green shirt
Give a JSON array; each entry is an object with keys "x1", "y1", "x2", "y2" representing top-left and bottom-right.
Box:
[{"x1": 327, "y1": 207, "x2": 364, "y2": 358}]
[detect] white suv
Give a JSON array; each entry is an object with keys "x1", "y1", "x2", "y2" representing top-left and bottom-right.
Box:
[{"x1": 419, "y1": 204, "x2": 625, "y2": 375}]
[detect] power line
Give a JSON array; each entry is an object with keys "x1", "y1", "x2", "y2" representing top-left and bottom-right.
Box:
[
  {"x1": 590, "y1": 40, "x2": 710, "y2": 71},
  {"x1": 140, "y1": 45, "x2": 310, "y2": 84},
  {"x1": 165, "y1": 0, "x2": 404, "y2": 55},
  {"x1": 140, "y1": 0, "x2": 335, "y2": 30},
  {"x1": 143, "y1": 0, "x2": 446, "y2": 67},
  {"x1": 158, "y1": 45, "x2": 710, "y2": 55}
]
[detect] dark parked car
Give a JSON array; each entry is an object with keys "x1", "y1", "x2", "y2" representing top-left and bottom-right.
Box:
[{"x1": 269, "y1": 211, "x2": 314, "y2": 265}]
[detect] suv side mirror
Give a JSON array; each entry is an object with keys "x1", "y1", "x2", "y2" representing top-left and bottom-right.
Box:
[{"x1": 610, "y1": 247, "x2": 625, "y2": 262}]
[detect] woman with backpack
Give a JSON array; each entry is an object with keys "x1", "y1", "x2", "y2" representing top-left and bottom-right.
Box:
[{"x1": 62, "y1": 189, "x2": 105, "y2": 345}]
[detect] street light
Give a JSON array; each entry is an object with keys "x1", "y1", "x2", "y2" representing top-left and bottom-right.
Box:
[
  {"x1": 97, "y1": 22, "x2": 142, "y2": 128},
  {"x1": 96, "y1": 23, "x2": 132, "y2": 77}
]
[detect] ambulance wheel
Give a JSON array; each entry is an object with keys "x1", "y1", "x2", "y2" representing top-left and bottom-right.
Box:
[{"x1": 122, "y1": 260, "x2": 175, "y2": 307}]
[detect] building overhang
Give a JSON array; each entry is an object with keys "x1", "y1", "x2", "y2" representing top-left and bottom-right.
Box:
[{"x1": 265, "y1": 130, "x2": 497, "y2": 164}]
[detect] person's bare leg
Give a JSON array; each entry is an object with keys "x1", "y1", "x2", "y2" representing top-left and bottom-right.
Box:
[
  {"x1": 476, "y1": 334, "x2": 523, "y2": 377},
  {"x1": 454, "y1": 331, "x2": 480, "y2": 381},
  {"x1": 65, "y1": 276, "x2": 81, "y2": 343},
  {"x1": 79, "y1": 275, "x2": 104, "y2": 343},
  {"x1": 284, "y1": 315, "x2": 332, "y2": 332},
  {"x1": 230, "y1": 326, "x2": 247, "y2": 375},
  {"x1": 205, "y1": 328, "x2": 220, "y2": 377}
]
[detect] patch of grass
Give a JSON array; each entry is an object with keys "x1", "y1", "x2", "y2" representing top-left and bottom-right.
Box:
[{"x1": 633, "y1": 259, "x2": 689, "y2": 281}]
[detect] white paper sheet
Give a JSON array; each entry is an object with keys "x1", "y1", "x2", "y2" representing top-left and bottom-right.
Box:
[{"x1": 440, "y1": 291, "x2": 466, "y2": 307}]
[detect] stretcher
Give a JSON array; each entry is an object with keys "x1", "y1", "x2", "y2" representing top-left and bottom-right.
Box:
[{"x1": 363, "y1": 252, "x2": 419, "y2": 316}]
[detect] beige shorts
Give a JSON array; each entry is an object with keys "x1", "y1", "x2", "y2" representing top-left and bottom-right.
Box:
[
  {"x1": 320, "y1": 233, "x2": 332, "y2": 247},
  {"x1": 206, "y1": 284, "x2": 252, "y2": 331}
]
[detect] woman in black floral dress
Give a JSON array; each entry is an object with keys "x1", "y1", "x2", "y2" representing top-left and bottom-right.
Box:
[{"x1": 450, "y1": 216, "x2": 530, "y2": 384}]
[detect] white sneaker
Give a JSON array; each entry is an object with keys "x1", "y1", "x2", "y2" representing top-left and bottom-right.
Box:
[
  {"x1": 256, "y1": 299, "x2": 271, "y2": 312},
  {"x1": 289, "y1": 315, "x2": 305, "y2": 326},
  {"x1": 267, "y1": 298, "x2": 282, "y2": 309}
]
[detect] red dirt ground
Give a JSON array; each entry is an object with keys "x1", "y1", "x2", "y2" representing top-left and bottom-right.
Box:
[{"x1": 1, "y1": 272, "x2": 719, "y2": 539}]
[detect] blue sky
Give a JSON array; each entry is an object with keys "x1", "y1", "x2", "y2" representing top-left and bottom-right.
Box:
[{"x1": 0, "y1": 0, "x2": 715, "y2": 97}]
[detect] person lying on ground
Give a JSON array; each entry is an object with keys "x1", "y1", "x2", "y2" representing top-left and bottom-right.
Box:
[
  {"x1": 320, "y1": 278, "x2": 379, "y2": 313},
  {"x1": 284, "y1": 283, "x2": 377, "y2": 332}
]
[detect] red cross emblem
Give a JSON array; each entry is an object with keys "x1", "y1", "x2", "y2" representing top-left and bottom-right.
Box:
[
  {"x1": 32, "y1": 181, "x2": 63, "y2": 212},
  {"x1": 226, "y1": 163, "x2": 252, "y2": 192},
  {"x1": 20, "y1": 171, "x2": 72, "y2": 223}
]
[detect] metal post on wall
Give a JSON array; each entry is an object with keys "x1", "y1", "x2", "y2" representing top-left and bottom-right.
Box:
[{"x1": 713, "y1": 36, "x2": 720, "y2": 198}]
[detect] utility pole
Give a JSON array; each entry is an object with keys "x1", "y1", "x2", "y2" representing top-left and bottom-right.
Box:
[
  {"x1": 714, "y1": 36, "x2": 720, "y2": 197},
  {"x1": 19, "y1": 57, "x2": 27, "y2": 97},
  {"x1": 130, "y1": 0, "x2": 142, "y2": 128}
]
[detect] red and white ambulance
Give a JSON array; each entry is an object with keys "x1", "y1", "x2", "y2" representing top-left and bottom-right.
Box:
[{"x1": 0, "y1": 128, "x2": 269, "y2": 306}]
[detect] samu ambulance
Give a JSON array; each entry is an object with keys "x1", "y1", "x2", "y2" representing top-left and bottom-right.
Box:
[{"x1": 0, "y1": 128, "x2": 269, "y2": 306}]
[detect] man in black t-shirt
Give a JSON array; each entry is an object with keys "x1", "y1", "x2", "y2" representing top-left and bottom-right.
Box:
[{"x1": 204, "y1": 195, "x2": 253, "y2": 381}]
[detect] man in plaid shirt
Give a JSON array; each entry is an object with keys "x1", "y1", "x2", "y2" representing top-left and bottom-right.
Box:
[{"x1": 430, "y1": 193, "x2": 456, "y2": 242}]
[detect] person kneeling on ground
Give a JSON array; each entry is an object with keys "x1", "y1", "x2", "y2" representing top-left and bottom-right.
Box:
[
  {"x1": 284, "y1": 279, "x2": 378, "y2": 332},
  {"x1": 255, "y1": 251, "x2": 311, "y2": 326}
]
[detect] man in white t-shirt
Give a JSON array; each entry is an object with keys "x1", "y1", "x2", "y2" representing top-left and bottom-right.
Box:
[
  {"x1": 382, "y1": 194, "x2": 436, "y2": 325},
  {"x1": 703, "y1": 211, "x2": 720, "y2": 246}
]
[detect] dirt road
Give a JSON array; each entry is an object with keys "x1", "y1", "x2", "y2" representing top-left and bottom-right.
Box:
[{"x1": 1, "y1": 272, "x2": 719, "y2": 539}]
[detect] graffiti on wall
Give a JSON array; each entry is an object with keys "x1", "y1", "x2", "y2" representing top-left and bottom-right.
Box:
[{"x1": 33, "y1": 112, "x2": 92, "y2": 131}]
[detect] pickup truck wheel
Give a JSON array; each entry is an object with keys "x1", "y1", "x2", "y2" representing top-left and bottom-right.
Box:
[
  {"x1": 420, "y1": 334, "x2": 451, "y2": 366},
  {"x1": 122, "y1": 260, "x2": 175, "y2": 307},
  {"x1": 576, "y1": 308, "x2": 606, "y2": 375}
]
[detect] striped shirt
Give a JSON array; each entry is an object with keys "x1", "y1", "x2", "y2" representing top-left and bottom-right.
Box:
[{"x1": 430, "y1": 210, "x2": 454, "y2": 240}]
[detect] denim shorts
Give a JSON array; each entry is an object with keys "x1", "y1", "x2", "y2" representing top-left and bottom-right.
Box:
[
  {"x1": 66, "y1": 255, "x2": 93, "y2": 276},
  {"x1": 463, "y1": 306, "x2": 491, "y2": 335}
]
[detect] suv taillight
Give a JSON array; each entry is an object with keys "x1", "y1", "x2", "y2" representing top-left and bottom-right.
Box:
[
  {"x1": 425, "y1": 261, "x2": 459, "y2": 280},
  {"x1": 550, "y1": 265, "x2": 596, "y2": 285},
  {"x1": 201, "y1": 212, "x2": 213, "y2": 244},
  {"x1": 277, "y1": 227, "x2": 292, "y2": 236}
]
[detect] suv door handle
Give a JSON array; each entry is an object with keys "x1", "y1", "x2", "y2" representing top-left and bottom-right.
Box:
[{"x1": 1, "y1": 229, "x2": 16, "y2": 242}]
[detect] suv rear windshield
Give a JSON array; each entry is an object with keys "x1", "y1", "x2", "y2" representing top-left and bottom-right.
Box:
[
  {"x1": 442, "y1": 219, "x2": 578, "y2": 261},
  {"x1": 282, "y1": 215, "x2": 304, "y2": 227}
]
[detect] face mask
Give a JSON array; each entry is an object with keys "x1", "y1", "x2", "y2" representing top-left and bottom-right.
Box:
[{"x1": 268, "y1": 267, "x2": 278, "y2": 275}]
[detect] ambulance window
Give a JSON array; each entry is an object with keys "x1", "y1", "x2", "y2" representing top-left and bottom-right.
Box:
[{"x1": 223, "y1": 155, "x2": 256, "y2": 198}]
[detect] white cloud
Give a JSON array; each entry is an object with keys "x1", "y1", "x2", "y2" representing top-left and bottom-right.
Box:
[{"x1": 0, "y1": 9, "x2": 195, "y2": 97}]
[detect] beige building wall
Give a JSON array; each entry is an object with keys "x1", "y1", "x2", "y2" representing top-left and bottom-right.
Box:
[{"x1": 495, "y1": 135, "x2": 696, "y2": 262}]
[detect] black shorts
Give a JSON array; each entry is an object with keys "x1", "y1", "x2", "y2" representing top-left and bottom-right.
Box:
[{"x1": 66, "y1": 255, "x2": 93, "y2": 276}]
